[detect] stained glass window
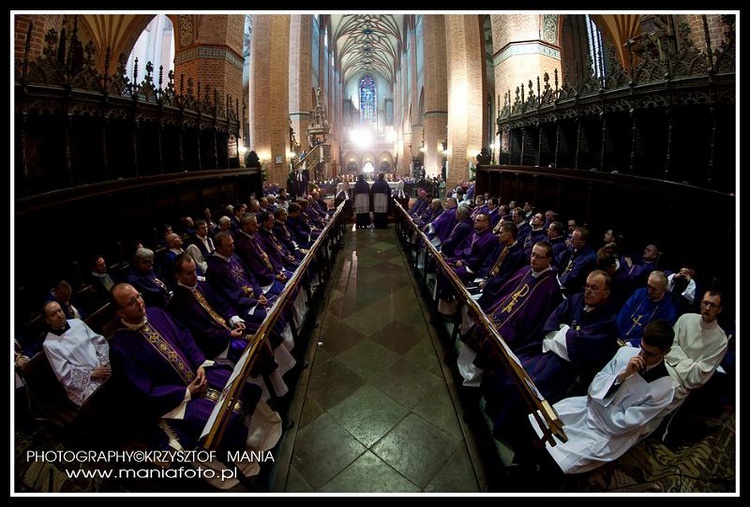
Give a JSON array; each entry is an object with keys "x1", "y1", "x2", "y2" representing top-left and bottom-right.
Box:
[
  {"x1": 359, "y1": 74, "x2": 376, "y2": 126},
  {"x1": 585, "y1": 15, "x2": 606, "y2": 82}
]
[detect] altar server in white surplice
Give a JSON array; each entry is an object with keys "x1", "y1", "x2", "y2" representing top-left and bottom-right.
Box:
[
  {"x1": 41, "y1": 300, "x2": 111, "y2": 406},
  {"x1": 531, "y1": 319, "x2": 675, "y2": 474},
  {"x1": 638, "y1": 289, "x2": 729, "y2": 439}
]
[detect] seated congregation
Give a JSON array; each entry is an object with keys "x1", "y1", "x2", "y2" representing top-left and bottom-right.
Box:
[
  {"x1": 14, "y1": 192, "x2": 339, "y2": 491},
  {"x1": 14, "y1": 182, "x2": 734, "y2": 492},
  {"x1": 397, "y1": 184, "x2": 733, "y2": 490}
]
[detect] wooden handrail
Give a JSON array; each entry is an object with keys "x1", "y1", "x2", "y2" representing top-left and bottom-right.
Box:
[
  {"x1": 200, "y1": 201, "x2": 345, "y2": 449},
  {"x1": 475, "y1": 164, "x2": 734, "y2": 201},
  {"x1": 15, "y1": 169, "x2": 253, "y2": 216},
  {"x1": 394, "y1": 201, "x2": 567, "y2": 446}
]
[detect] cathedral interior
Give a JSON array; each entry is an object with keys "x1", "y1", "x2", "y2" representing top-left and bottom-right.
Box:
[{"x1": 12, "y1": 12, "x2": 737, "y2": 495}]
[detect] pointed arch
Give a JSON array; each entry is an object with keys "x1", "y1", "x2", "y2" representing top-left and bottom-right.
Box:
[
  {"x1": 78, "y1": 14, "x2": 157, "y2": 72},
  {"x1": 126, "y1": 15, "x2": 175, "y2": 82}
]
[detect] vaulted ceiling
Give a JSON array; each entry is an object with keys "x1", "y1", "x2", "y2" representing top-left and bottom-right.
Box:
[{"x1": 329, "y1": 14, "x2": 405, "y2": 88}]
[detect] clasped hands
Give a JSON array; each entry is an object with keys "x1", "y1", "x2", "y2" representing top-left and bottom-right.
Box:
[{"x1": 188, "y1": 366, "x2": 208, "y2": 396}]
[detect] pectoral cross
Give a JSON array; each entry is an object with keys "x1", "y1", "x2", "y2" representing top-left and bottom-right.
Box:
[
  {"x1": 154, "y1": 277, "x2": 168, "y2": 291},
  {"x1": 625, "y1": 314, "x2": 644, "y2": 337},
  {"x1": 563, "y1": 253, "x2": 577, "y2": 275},
  {"x1": 251, "y1": 238, "x2": 274, "y2": 271},
  {"x1": 260, "y1": 251, "x2": 273, "y2": 271}
]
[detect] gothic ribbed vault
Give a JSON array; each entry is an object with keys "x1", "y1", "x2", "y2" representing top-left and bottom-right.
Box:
[{"x1": 330, "y1": 14, "x2": 404, "y2": 87}]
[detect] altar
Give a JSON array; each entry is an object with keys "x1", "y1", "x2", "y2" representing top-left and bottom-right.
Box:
[{"x1": 335, "y1": 180, "x2": 406, "y2": 198}]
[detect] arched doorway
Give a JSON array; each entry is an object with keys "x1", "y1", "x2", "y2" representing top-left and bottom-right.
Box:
[
  {"x1": 347, "y1": 161, "x2": 358, "y2": 174},
  {"x1": 379, "y1": 161, "x2": 391, "y2": 173}
]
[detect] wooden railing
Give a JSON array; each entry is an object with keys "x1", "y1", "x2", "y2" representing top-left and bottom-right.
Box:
[
  {"x1": 201, "y1": 202, "x2": 346, "y2": 449},
  {"x1": 14, "y1": 168, "x2": 263, "y2": 322},
  {"x1": 393, "y1": 201, "x2": 567, "y2": 448},
  {"x1": 14, "y1": 20, "x2": 243, "y2": 199},
  {"x1": 495, "y1": 16, "x2": 736, "y2": 194},
  {"x1": 473, "y1": 163, "x2": 735, "y2": 322}
]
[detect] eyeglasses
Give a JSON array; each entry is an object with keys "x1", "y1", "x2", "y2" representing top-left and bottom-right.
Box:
[
  {"x1": 640, "y1": 345, "x2": 663, "y2": 359},
  {"x1": 121, "y1": 293, "x2": 143, "y2": 308}
]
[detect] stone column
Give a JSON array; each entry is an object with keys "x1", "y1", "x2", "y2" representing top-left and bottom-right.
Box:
[
  {"x1": 395, "y1": 70, "x2": 409, "y2": 175},
  {"x1": 445, "y1": 15, "x2": 486, "y2": 188},
  {"x1": 173, "y1": 15, "x2": 245, "y2": 108},
  {"x1": 250, "y1": 14, "x2": 291, "y2": 185},
  {"x1": 409, "y1": 27, "x2": 421, "y2": 176},
  {"x1": 422, "y1": 15, "x2": 448, "y2": 179},
  {"x1": 289, "y1": 15, "x2": 313, "y2": 159},
  {"x1": 491, "y1": 14, "x2": 561, "y2": 126}
]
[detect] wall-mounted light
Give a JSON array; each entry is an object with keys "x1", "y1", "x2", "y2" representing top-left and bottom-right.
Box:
[{"x1": 257, "y1": 150, "x2": 272, "y2": 162}]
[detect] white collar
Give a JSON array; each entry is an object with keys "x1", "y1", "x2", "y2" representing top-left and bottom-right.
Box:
[
  {"x1": 177, "y1": 281, "x2": 197, "y2": 292},
  {"x1": 531, "y1": 266, "x2": 552, "y2": 278},
  {"x1": 122, "y1": 316, "x2": 148, "y2": 330}
]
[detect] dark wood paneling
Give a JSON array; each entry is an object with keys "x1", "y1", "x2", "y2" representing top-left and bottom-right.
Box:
[
  {"x1": 475, "y1": 164, "x2": 735, "y2": 323},
  {"x1": 14, "y1": 170, "x2": 257, "y2": 310}
]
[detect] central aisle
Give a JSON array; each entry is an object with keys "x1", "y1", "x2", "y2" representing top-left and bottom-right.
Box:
[{"x1": 272, "y1": 225, "x2": 483, "y2": 493}]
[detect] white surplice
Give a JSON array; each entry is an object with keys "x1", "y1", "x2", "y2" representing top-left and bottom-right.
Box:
[
  {"x1": 640, "y1": 312, "x2": 728, "y2": 438},
  {"x1": 530, "y1": 346, "x2": 674, "y2": 474},
  {"x1": 42, "y1": 319, "x2": 109, "y2": 406}
]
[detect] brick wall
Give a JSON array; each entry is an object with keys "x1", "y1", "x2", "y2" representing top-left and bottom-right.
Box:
[
  {"x1": 14, "y1": 14, "x2": 64, "y2": 66},
  {"x1": 174, "y1": 15, "x2": 245, "y2": 109},
  {"x1": 686, "y1": 14, "x2": 732, "y2": 54}
]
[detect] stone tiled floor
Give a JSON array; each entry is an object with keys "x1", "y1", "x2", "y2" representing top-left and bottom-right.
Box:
[{"x1": 273, "y1": 224, "x2": 482, "y2": 493}]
